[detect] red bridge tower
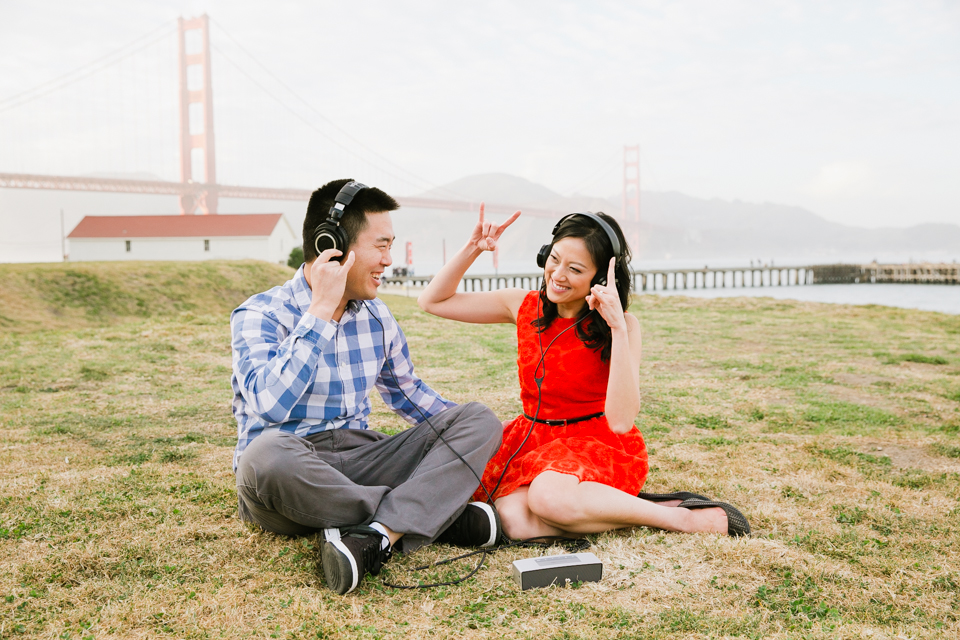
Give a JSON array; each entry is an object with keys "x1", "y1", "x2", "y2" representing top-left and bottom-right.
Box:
[
  {"x1": 622, "y1": 144, "x2": 640, "y2": 253},
  {"x1": 177, "y1": 15, "x2": 217, "y2": 214}
]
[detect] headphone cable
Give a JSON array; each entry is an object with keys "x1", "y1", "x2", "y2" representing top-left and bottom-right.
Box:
[
  {"x1": 363, "y1": 301, "x2": 494, "y2": 504},
  {"x1": 485, "y1": 292, "x2": 594, "y2": 501},
  {"x1": 381, "y1": 535, "x2": 590, "y2": 590},
  {"x1": 362, "y1": 299, "x2": 504, "y2": 589},
  {"x1": 361, "y1": 297, "x2": 593, "y2": 589}
]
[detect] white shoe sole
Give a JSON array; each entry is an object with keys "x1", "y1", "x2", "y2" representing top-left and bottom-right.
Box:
[
  {"x1": 471, "y1": 502, "x2": 498, "y2": 547},
  {"x1": 323, "y1": 528, "x2": 359, "y2": 594}
]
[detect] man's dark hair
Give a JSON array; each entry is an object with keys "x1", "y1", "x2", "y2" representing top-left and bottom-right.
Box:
[{"x1": 301, "y1": 179, "x2": 399, "y2": 262}]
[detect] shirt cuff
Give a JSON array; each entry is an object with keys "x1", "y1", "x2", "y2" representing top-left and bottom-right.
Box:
[{"x1": 296, "y1": 312, "x2": 337, "y2": 349}]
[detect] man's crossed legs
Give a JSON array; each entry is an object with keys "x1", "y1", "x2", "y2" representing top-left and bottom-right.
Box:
[{"x1": 235, "y1": 402, "x2": 503, "y2": 593}]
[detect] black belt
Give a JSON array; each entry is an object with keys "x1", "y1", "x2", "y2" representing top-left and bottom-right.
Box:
[{"x1": 523, "y1": 411, "x2": 604, "y2": 427}]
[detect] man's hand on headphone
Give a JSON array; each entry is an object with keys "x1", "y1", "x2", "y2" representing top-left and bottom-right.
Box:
[
  {"x1": 469, "y1": 202, "x2": 521, "y2": 252},
  {"x1": 586, "y1": 257, "x2": 626, "y2": 332},
  {"x1": 307, "y1": 248, "x2": 356, "y2": 320}
]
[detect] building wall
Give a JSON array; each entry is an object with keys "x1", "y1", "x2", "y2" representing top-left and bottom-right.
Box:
[
  {"x1": 68, "y1": 215, "x2": 300, "y2": 263},
  {"x1": 70, "y1": 236, "x2": 277, "y2": 262},
  {"x1": 269, "y1": 218, "x2": 300, "y2": 263}
]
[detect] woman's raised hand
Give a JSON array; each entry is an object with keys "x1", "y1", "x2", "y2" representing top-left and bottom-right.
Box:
[
  {"x1": 468, "y1": 202, "x2": 521, "y2": 252},
  {"x1": 586, "y1": 257, "x2": 627, "y2": 331}
]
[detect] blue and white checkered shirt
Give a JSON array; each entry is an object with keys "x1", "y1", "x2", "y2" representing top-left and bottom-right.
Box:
[{"x1": 230, "y1": 266, "x2": 456, "y2": 471}]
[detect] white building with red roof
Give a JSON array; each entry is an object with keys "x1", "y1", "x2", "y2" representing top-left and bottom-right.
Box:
[{"x1": 67, "y1": 214, "x2": 299, "y2": 263}]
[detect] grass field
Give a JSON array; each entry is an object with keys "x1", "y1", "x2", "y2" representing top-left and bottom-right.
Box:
[{"x1": 1, "y1": 261, "x2": 959, "y2": 639}]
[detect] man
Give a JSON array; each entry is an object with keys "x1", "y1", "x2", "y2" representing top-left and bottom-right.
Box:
[{"x1": 231, "y1": 179, "x2": 503, "y2": 594}]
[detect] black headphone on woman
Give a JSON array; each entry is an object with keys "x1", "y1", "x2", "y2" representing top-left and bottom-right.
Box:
[
  {"x1": 536, "y1": 212, "x2": 623, "y2": 285},
  {"x1": 313, "y1": 180, "x2": 368, "y2": 257}
]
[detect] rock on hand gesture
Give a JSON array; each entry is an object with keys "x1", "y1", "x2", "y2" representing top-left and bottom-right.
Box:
[{"x1": 468, "y1": 203, "x2": 521, "y2": 252}]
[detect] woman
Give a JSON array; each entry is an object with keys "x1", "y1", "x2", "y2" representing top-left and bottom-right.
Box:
[{"x1": 418, "y1": 205, "x2": 749, "y2": 539}]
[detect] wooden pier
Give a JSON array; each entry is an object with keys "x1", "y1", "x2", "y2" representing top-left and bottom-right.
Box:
[
  {"x1": 860, "y1": 262, "x2": 959, "y2": 285},
  {"x1": 384, "y1": 262, "x2": 959, "y2": 292}
]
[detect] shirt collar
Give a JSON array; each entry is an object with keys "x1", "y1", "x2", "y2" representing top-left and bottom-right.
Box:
[
  {"x1": 294, "y1": 264, "x2": 363, "y2": 317},
  {"x1": 293, "y1": 265, "x2": 313, "y2": 312}
]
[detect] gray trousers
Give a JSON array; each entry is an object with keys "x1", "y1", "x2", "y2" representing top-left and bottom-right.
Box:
[{"x1": 235, "y1": 402, "x2": 502, "y2": 553}]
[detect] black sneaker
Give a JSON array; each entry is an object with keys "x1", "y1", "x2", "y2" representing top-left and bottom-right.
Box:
[
  {"x1": 321, "y1": 526, "x2": 391, "y2": 594},
  {"x1": 436, "y1": 502, "x2": 503, "y2": 548}
]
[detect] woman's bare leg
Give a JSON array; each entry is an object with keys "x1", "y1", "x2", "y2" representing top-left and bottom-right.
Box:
[
  {"x1": 524, "y1": 472, "x2": 729, "y2": 535},
  {"x1": 494, "y1": 486, "x2": 565, "y2": 540}
]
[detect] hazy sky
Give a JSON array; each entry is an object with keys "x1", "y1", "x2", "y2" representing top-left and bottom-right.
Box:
[{"x1": 1, "y1": 0, "x2": 958, "y2": 229}]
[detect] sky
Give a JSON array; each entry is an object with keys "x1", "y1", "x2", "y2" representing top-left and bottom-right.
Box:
[{"x1": 1, "y1": 0, "x2": 958, "y2": 229}]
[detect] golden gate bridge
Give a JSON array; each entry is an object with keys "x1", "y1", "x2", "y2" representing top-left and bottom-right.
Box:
[{"x1": 0, "y1": 15, "x2": 641, "y2": 238}]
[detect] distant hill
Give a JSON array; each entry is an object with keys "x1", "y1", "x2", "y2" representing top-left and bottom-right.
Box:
[
  {"x1": 419, "y1": 172, "x2": 619, "y2": 214},
  {"x1": 420, "y1": 173, "x2": 561, "y2": 206},
  {"x1": 414, "y1": 174, "x2": 960, "y2": 264},
  {"x1": 634, "y1": 192, "x2": 960, "y2": 259},
  {"x1": 3, "y1": 172, "x2": 957, "y2": 267}
]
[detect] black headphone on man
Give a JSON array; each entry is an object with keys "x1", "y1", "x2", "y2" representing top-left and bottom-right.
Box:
[
  {"x1": 313, "y1": 180, "x2": 369, "y2": 258},
  {"x1": 536, "y1": 212, "x2": 623, "y2": 286}
]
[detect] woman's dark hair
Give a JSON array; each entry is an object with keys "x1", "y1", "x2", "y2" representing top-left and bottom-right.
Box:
[{"x1": 532, "y1": 212, "x2": 632, "y2": 362}]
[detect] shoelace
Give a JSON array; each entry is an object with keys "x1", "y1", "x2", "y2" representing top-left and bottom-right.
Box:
[
  {"x1": 342, "y1": 526, "x2": 392, "y2": 574},
  {"x1": 361, "y1": 539, "x2": 390, "y2": 574}
]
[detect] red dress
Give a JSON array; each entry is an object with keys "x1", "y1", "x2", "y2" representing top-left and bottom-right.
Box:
[{"x1": 472, "y1": 291, "x2": 648, "y2": 502}]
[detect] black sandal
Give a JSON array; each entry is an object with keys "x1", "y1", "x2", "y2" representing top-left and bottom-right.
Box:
[
  {"x1": 677, "y1": 498, "x2": 751, "y2": 537},
  {"x1": 637, "y1": 491, "x2": 710, "y2": 503}
]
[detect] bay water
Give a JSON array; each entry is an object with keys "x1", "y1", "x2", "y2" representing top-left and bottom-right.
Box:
[{"x1": 645, "y1": 283, "x2": 960, "y2": 315}]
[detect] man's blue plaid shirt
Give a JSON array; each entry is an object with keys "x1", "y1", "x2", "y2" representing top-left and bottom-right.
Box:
[{"x1": 230, "y1": 266, "x2": 456, "y2": 471}]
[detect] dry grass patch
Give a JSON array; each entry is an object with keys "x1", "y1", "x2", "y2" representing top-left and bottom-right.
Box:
[{"x1": 2, "y1": 263, "x2": 960, "y2": 638}]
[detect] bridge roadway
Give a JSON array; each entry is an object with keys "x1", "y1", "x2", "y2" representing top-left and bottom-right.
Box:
[
  {"x1": 4, "y1": 171, "x2": 955, "y2": 288},
  {"x1": 0, "y1": 172, "x2": 561, "y2": 219}
]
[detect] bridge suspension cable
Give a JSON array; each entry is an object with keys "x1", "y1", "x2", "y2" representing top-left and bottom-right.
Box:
[
  {"x1": 1, "y1": 14, "x2": 574, "y2": 219},
  {"x1": 561, "y1": 148, "x2": 621, "y2": 198},
  {"x1": 0, "y1": 21, "x2": 176, "y2": 114},
  {"x1": 210, "y1": 45, "x2": 428, "y2": 194},
  {"x1": 208, "y1": 18, "x2": 465, "y2": 200}
]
